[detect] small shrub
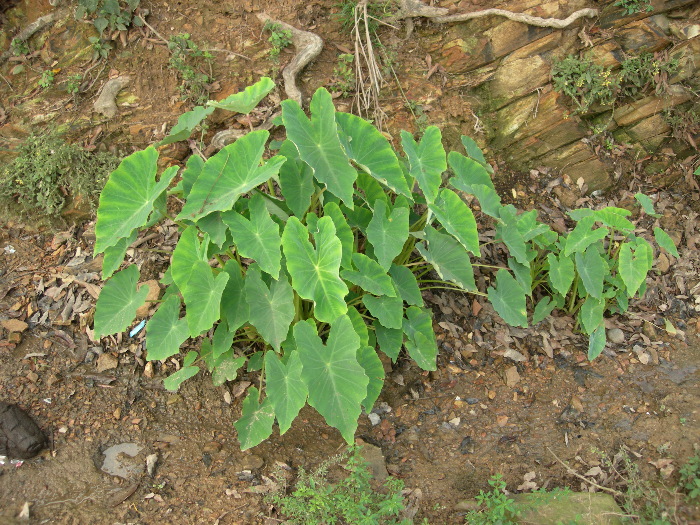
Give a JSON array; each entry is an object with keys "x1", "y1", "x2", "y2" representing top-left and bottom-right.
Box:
[
  {"x1": 264, "y1": 21, "x2": 292, "y2": 64},
  {"x1": 679, "y1": 452, "x2": 700, "y2": 502},
  {"x1": 74, "y1": 0, "x2": 144, "y2": 36},
  {"x1": 330, "y1": 53, "x2": 356, "y2": 97},
  {"x1": 268, "y1": 446, "x2": 413, "y2": 524},
  {"x1": 10, "y1": 38, "x2": 30, "y2": 56},
  {"x1": 39, "y1": 69, "x2": 55, "y2": 89},
  {"x1": 167, "y1": 33, "x2": 214, "y2": 106},
  {"x1": 64, "y1": 74, "x2": 83, "y2": 95},
  {"x1": 552, "y1": 55, "x2": 619, "y2": 113},
  {"x1": 465, "y1": 474, "x2": 518, "y2": 524},
  {"x1": 89, "y1": 36, "x2": 113, "y2": 61},
  {"x1": 0, "y1": 131, "x2": 120, "y2": 218},
  {"x1": 614, "y1": 0, "x2": 653, "y2": 15},
  {"x1": 619, "y1": 52, "x2": 678, "y2": 97}
]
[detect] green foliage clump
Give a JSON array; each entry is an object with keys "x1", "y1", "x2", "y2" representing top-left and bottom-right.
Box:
[
  {"x1": 167, "y1": 33, "x2": 214, "y2": 106},
  {"x1": 75, "y1": 0, "x2": 143, "y2": 35},
  {"x1": 268, "y1": 446, "x2": 413, "y2": 524},
  {"x1": 89, "y1": 36, "x2": 113, "y2": 61},
  {"x1": 465, "y1": 474, "x2": 518, "y2": 524},
  {"x1": 614, "y1": 0, "x2": 653, "y2": 15},
  {"x1": 264, "y1": 22, "x2": 293, "y2": 63},
  {"x1": 553, "y1": 53, "x2": 679, "y2": 114},
  {"x1": 0, "y1": 131, "x2": 120, "y2": 218},
  {"x1": 331, "y1": 53, "x2": 356, "y2": 97},
  {"x1": 679, "y1": 452, "x2": 700, "y2": 502},
  {"x1": 10, "y1": 38, "x2": 30, "y2": 56},
  {"x1": 39, "y1": 69, "x2": 55, "y2": 89},
  {"x1": 92, "y1": 78, "x2": 675, "y2": 450}
]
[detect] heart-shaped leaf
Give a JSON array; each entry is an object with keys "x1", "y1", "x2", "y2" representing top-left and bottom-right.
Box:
[
  {"x1": 182, "y1": 261, "x2": 230, "y2": 337},
  {"x1": 207, "y1": 77, "x2": 274, "y2": 113},
  {"x1": 264, "y1": 351, "x2": 307, "y2": 435},
  {"x1": 294, "y1": 316, "x2": 368, "y2": 444},
  {"x1": 487, "y1": 269, "x2": 527, "y2": 328},
  {"x1": 170, "y1": 226, "x2": 208, "y2": 290},
  {"x1": 282, "y1": 88, "x2": 356, "y2": 207},
  {"x1": 282, "y1": 217, "x2": 348, "y2": 324},
  {"x1": 220, "y1": 260, "x2": 249, "y2": 332},
  {"x1": 653, "y1": 227, "x2": 679, "y2": 258},
  {"x1": 279, "y1": 158, "x2": 314, "y2": 218},
  {"x1": 157, "y1": 106, "x2": 215, "y2": 147},
  {"x1": 403, "y1": 306, "x2": 437, "y2": 371},
  {"x1": 618, "y1": 239, "x2": 652, "y2": 297},
  {"x1": 102, "y1": 229, "x2": 137, "y2": 279},
  {"x1": 341, "y1": 253, "x2": 396, "y2": 297},
  {"x1": 416, "y1": 226, "x2": 476, "y2": 291},
  {"x1": 366, "y1": 200, "x2": 409, "y2": 271},
  {"x1": 94, "y1": 265, "x2": 150, "y2": 338},
  {"x1": 374, "y1": 321, "x2": 403, "y2": 362},
  {"x1": 146, "y1": 294, "x2": 189, "y2": 361},
  {"x1": 564, "y1": 216, "x2": 608, "y2": 256},
  {"x1": 389, "y1": 265, "x2": 423, "y2": 306},
  {"x1": 95, "y1": 148, "x2": 178, "y2": 253},
  {"x1": 245, "y1": 265, "x2": 295, "y2": 352},
  {"x1": 430, "y1": 188, "x2": 480, "y2": 256},
  {"x1": 401, "y1": 126, "x2": 446, "y2": 203},
  {"x1": 575, "y1": 246, "x2": 606, "y2": 299},
  {"x1": 363, "y1": 292, "x2": 403, "y2": 329},
  {"x1": 234, "y1": 387, "x2": 275, "y2": 450},
  {"x1": 357, "y1": 345, "x2": 384, "y2": 411},
  {"x1": 547, "y1": 253, "x2": 575, "y2": 297}
]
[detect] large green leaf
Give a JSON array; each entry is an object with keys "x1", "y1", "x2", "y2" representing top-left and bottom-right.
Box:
[
  {"x1": 171, "y1": 226, "x2": 208, "y2": 290},
  {"x1": 94, "y1": 265, "x2": 150, "y2": 338},
  {"x1": 324, "y1": 202, "x2": 354, "y2": 270},
  {"x1": 634, "y1": 192, "x2": 660, "y2": 217},
  {"x1": 575, "y1": 246, "x2": 605, "y2": 299},
  {"x1": 336, "y1": 111, "x2": 411, "y2": 198},
  {"x1": 588, "y1": 325, "x2": 607, "y2": 360},
  {"x1": 653, "y1": 227, "x2": 679, "y2": 258},
  {"x1": 416, "y1": 226, "x2": 476, "y2": 291},
  {"x1": 264, "y1": 351, "x2": 307, "y2": 435},
  {"x1": 497, "y1": 212, "x2": 528, "y2": 265},
  {"x1": 182, "y1": 261, "x2": 230, "y2": 337},
  {"x1": 145, "y1": 294, "x2": 189, "y2": 361},
  {"x1": 178, "y1": 130, "x2": 286, "y2": 221},
  {"x1": 102, "y1": 229, "x2": 137, "y2": 279},
  {"x1": 461, "y1": 136, "x2": 493, "y2": 173},
  {"x1": 366, "y1": 200, "x2": 409, "y2": 271},
  {"x1": 163, "y1": 351, "x2": 200, "y2": 391},
  {"x1": 452, "y1": 182, "x2": 502, "y2": 219},
  {"x1": 374, "y1": 321, "x2": 403, "y2": 362},
  {"x1": 430, "y1": 188, "x2": 480, "y2": 256},
  {"x1": 220, "y1": 259, "x2": 249, "y2": 332},
  {"x1": 347, "y1": 306, "x2": 369, "y2": 347},
  {"x1": 207, "y1": 77, "x2": 274, "y2": 113},
  {"x1": 579, "y1": 296, "x2": 605, "y2": 335},
  {"x1": 282, "y1": 217, "x2": 348, "y2": 324},
  {"x1": 211, "y1": 353, "x2": 246, "y2": 386},
  {"x1": 279, "y1": 158, "x2": 314, "y2": 218},
  {"x1": 363, "y1": 293, "x2": 404, "y2": 329},
  {"x1": 389, "y1": 265, "x2": 423, "y2": 306},
  {"x1": 294, "y1": 316, "x2": 368, "y2": 444},
  {"x1": 547, "y1": 253, "x2": 575, "y2": 297},
  {"x1": 592, "y1": 208, "x2": 634, "y2": 231},
  {"x1": 179, "y1": 154, "x2": 204, "y2": 199},
  {"x1": 157, "y1": 105, "x2": 215, "y2": 147},
  {"x1": 245, "y1": 265, "x2": 295, "y2": 352},
  {"x1": 618, "y1": 239, "x2": 652, "y2": 297},
  {"x1": 532, "y1": 297, "x2": 555, "y2": 325},
  {"x1": 487, "y1": 269, "x2": 528, "y2": 328},
  {"x1": 222, "y1": 193, "x2": 282, "y2": 279},
  {"x1": 281, "y1": 88, "x2": 356, "y2": 207},
  {"x1": 357, "y1": 345, "x2": 384, "y2": 411},
  {"x1": 564, "y1": 216, "x2": 608, "y2": 256},
  {"x1": 403, "y1": 306, "x2": 437, "y2": 371},
  {"x1": 341, "y1": 253, "x2": 395, "y2": 297},
  {"x1": 195, "y1": 212, "x2": 228, "y2": 248},
  {"x1": 447, "y1": 150, "x2": 495, "y2": 190},
  {"x1": 95, "y1": 148, "x2": 178, "y2": 253},
  {"x1": 400, "y1": 126, "x2": 446, "y2": 203},
  {"x1": 234, "y1": 387, "x2": 275, "y2": 450}
]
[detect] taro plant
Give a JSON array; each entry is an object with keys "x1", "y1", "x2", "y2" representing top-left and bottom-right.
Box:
[
  {"x1": 92, "y1": 77, "x2": 675, "y2": 450},
  {"x1": 75, "y1": 0, "x2": 143, "y2": 35}
]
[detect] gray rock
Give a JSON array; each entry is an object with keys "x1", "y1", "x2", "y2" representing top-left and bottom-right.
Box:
[
  {"x1": 101, "y1": 442, "x2": 145, "y2": 480},
  {"x1": 0, "y1": 402, "x2": 47, "y2": 459},
  {"x1": 607, "y1": 328, "x2": 625, "y2": 344},
  {"x1": 511, "y1": 491, "x2": 624, "y2": 524}
]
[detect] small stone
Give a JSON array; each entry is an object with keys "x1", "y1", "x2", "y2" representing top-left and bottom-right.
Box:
[
  {"x1": 368, "y1": 413, "x2": 381, "y2": 426},
  {"x1": 202, "y1": 441, "x2": 222, "y2": 454},
  {"x1": 607, "y1": 328, "x2": 625, "y2": 344},
  {"x1": 505, "y1": 366, "x2": 520, "y2": 387},
  {"x1": 642, "y1": 322, "x2": 657, "y2": 339},
  {"x1": 96, "y1": 353, "x2": 118, "y2": 372},
  {"x1": 656, "y1": 253, "x2": 670, "y2": 273},
  {"x1": 356, "y1": 438, "x2": 388, "y2": 482},
  {"x1": 146, "y1": 453, "x2": 158, "y2": 476},
  {"x1": 2, "y1": 319, "x2": 28, "y2": 333},
  {"x1": 143, "y1": 361, "x2": 153, "y2": 378},
  {"x1": 9, "y1": 332, "x2": 22, "y2": 344}
]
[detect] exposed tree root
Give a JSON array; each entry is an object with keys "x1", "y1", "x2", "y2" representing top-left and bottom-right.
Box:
[
  {"x1": 0, "y1": 8, "x2": 70, "y2": 67},
  {"x1": 393, "y1": 0, "x2": 598, "y2": 28},
  {"x1": 256, "y1": 13, "x2": 323, "y2": 105}
]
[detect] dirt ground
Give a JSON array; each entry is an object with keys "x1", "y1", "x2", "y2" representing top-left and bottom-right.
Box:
[{"x1": 1, "y1": 0, "x2": 699, "y2": 523}]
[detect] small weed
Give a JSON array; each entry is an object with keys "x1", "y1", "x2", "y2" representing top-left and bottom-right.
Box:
[
  {"x1": 264, "y1": 21, "x2": 293, "y2": 64},
  {"x1": 39, "y1": 69, "x2": 56, "y2": 89},
  {"x1": 406, "y1": 100, "x2": 429, "y2": 131},
  {"x1": 167, "y1": 33, "x2": 214, "y2": 106},
  {"x1": 0, "y1": 130, "x2": 120, "y2": 219},
  {"x1": 75, "y1": 0, "x2": 143, "y2": 36},
  {"x1": 552, "y1": 55, "x2": 618, "y2": 113},
  {"x1": 614, "y1": 0, "x2": 653, "y2": 15},
  {"x1": 619, "y1": 52, "x2": 678, "y2": 97},
  {"x1": 464, "y1": 474, "x2": 518, "y2": 524},
  {"x1": 89, "y1": 36, "x2": 113, "y2": 60},
  {"x1": 336, "y1": 0, "x2": 394, "y2": 37},
  {"x1": 64, "y1": 74, "x2": 83, "y2": 95},
  {"x1": 267, "y1": 445, "x2": 415, "y2": 524},
  {"x1": 10, "y1": 38, "x2": 30, "y2": 56},
  {"x1": 679, "y1": 451, "x2": 700, "y2": 502},
  {"x1": 330, "y1": 53, "x2": 356, "y2": 96},
  {"x1": 664, "y1": 107, "x2": 700, "y2": 144}
]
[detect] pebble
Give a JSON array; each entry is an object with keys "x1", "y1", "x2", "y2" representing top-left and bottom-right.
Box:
[
  {"x1": 505, "y1": 366, "x2": 520, "y2": 387},
  {"x1": 607, "y1": 328, "x2": 625, "y2": 344},
  {"x1": 368, "y1": 413, "x2": 381, "y2": 426},
  {"x1": 96, "y1": 353, "x2": 118, "y2": 372}
]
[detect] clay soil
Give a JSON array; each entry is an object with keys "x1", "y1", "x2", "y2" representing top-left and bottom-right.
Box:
[{"x1": 1, "y1": 0, "x2": 699, "y2": 523}]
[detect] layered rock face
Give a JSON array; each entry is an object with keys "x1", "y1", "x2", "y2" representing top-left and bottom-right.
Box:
[{"x1": 430, "y1": 0, "x2": 699, "y2": 191}]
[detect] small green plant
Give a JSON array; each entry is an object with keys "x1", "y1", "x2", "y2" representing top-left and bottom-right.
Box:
[
  {"x1": 465, "y1": 474, "x2": 518, "y2": 524},
  {"x1": 264, "y1": 21, "x2": 292, "y2": 63},
  {"x1": 75, "y1": 0, "x2": 143, "y2": 36},
  {"x1": 64, "y1": 74, "x2": 83, "y2": 95},
  {"x1": 619, "y1": 53, "x2": 678, "y2": 97},
  {"x1": 679, "y1": 452, "x2": 700, "y2": 501},
  {"x1": 0, "y1": 130, "x2": 120, "y2": 218},
  {"x1": 92, "y1": 78, "x2": 675, "y2": 450},
  {"x1": 552, "y1": 55, "x2": 619, "y2": 113},
  {"x1": 330, "y1": 53, "x2": 356, "y2": 96},
  {"x1": 336, "y1": 0, "x2": 395, "y2": 38},
  {"x1": 268, "y1": 446, "x2": 413, "y2": 524},
  {"x1": 38, "y1": 69, "x2": 56, "y2": 89},
  {"x1": 89, "y1": 36, "x2": 113, "y2": 60},
  {"x1": 10, "y1": 38, "x2": 30, "y2": 56},
  {"x1": 167, "y1": 33, "x2": 214, "y2": 106},
  {"x1": 614, "y1": 0, "x2": 653, "y2": 15}
]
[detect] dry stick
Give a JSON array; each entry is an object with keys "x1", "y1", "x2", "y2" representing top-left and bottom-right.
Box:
[
  {"x1": 256, "y1": 13, "x2": 323, "y2": 105},
  {"x1": 547, "y1": 447, "x2": 625, "y2": 498},
  {"x1": 0, "y1": 8, "x2": 71, "y2": 67}
]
